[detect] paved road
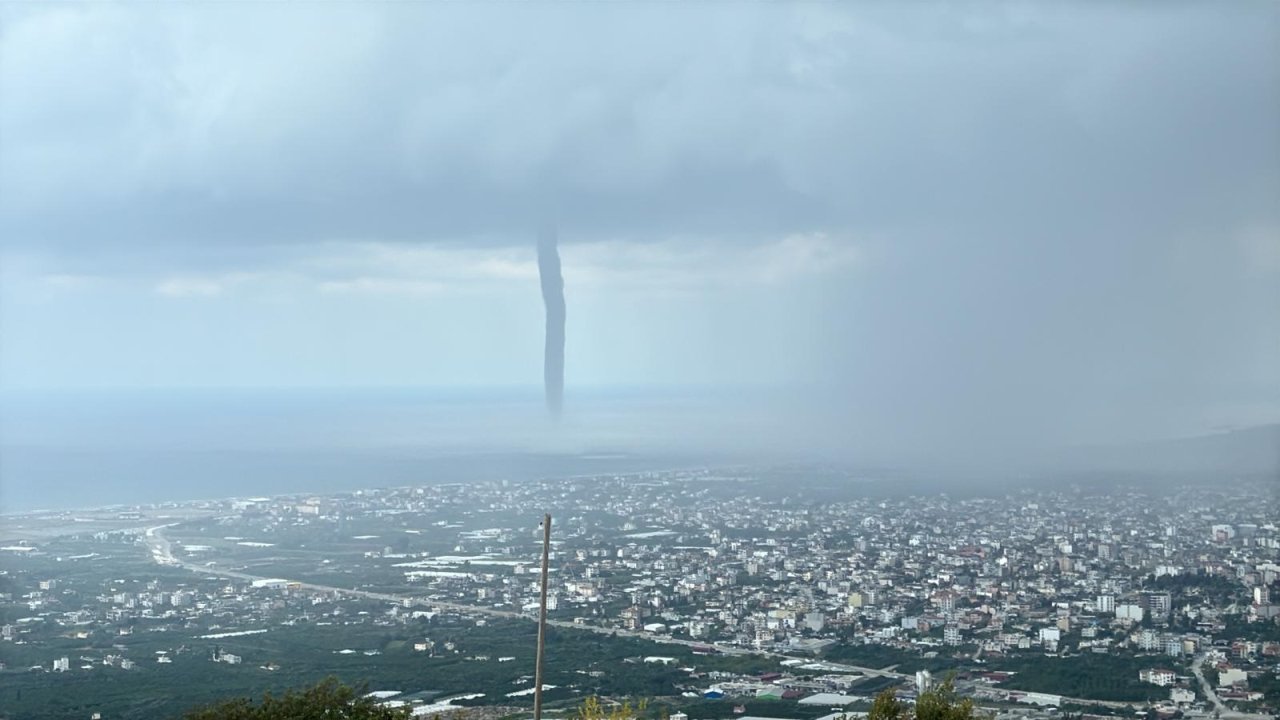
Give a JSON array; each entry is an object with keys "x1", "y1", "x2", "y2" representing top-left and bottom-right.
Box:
[
  {"x1": 1192, "y1": 654, "x2": 1226, "y2": 716},
  {"x1": 1187, "y1": 653, "x2": 1269, "y2": 720}
]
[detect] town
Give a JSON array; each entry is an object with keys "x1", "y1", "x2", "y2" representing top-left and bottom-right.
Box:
[{"x1": 1, "y1": 467, "x2": 1277, "y2": 720}]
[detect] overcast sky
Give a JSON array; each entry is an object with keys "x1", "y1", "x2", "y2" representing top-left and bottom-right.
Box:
[{"x1": 1, "y1": 2, "x2": 1277, "y2": 458}]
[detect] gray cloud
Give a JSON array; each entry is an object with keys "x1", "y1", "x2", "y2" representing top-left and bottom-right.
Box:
[
  {"x1": 3, "y1": 3, "x2": 1275, "y2": 252},
  {"x1": 1, "y1": 2, "x2": 1277, "y2": 462}
]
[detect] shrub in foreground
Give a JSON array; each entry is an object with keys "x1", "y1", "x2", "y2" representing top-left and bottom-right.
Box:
[
  {"x1": 183, "y1": 677, "x2": 410, "y2": 720},
  {"x1": 867, "y1": 680, "x2": 978, "y2": 720}
]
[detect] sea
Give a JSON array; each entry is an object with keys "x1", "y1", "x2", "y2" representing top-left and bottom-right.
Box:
[{"x1": 0, "y1": 386, "x2": 774, "y2": 513}]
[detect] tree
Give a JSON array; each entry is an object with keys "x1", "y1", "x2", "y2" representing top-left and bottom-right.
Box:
[
  {"x1": 182, "y1": 678, "x2": 411, "y2": 720},
  {"x1": 867, "y1": 679, "x2": 978, "y2": 720}
]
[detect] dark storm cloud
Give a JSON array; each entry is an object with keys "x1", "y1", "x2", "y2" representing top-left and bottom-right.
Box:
[{"x1": 2, "y1": 3, "x2": 1275, "y2": 254}]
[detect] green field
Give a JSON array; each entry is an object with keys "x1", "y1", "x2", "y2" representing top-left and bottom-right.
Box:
[
  {"x1": 990, "y1": 653, "x2": 1172, "y2": 702},
  {"x1": 1, "y1": 606, "x2": 780, "y2": 719}
]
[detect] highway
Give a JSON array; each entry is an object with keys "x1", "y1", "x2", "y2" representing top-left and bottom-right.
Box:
[
  {"x1": 143, "y1": 526, "x2": 1272, "y2": 719},
  {"x1": 144, "y1": 525, "x2": 904, "y2": 677}
]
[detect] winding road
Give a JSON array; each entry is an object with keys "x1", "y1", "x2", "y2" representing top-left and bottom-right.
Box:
[{"x1": 1189, "y1": 654, "x2": 1265, "y2": 720}]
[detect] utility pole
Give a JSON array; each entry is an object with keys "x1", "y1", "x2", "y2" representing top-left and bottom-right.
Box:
[{"x1": 533, "y1": 513, "x2": 552, "y2": 720}]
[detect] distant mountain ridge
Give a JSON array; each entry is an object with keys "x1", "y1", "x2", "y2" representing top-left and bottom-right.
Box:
[{"x1": 1061, "y1": 423, "x2": 1279, "y2": 478}]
